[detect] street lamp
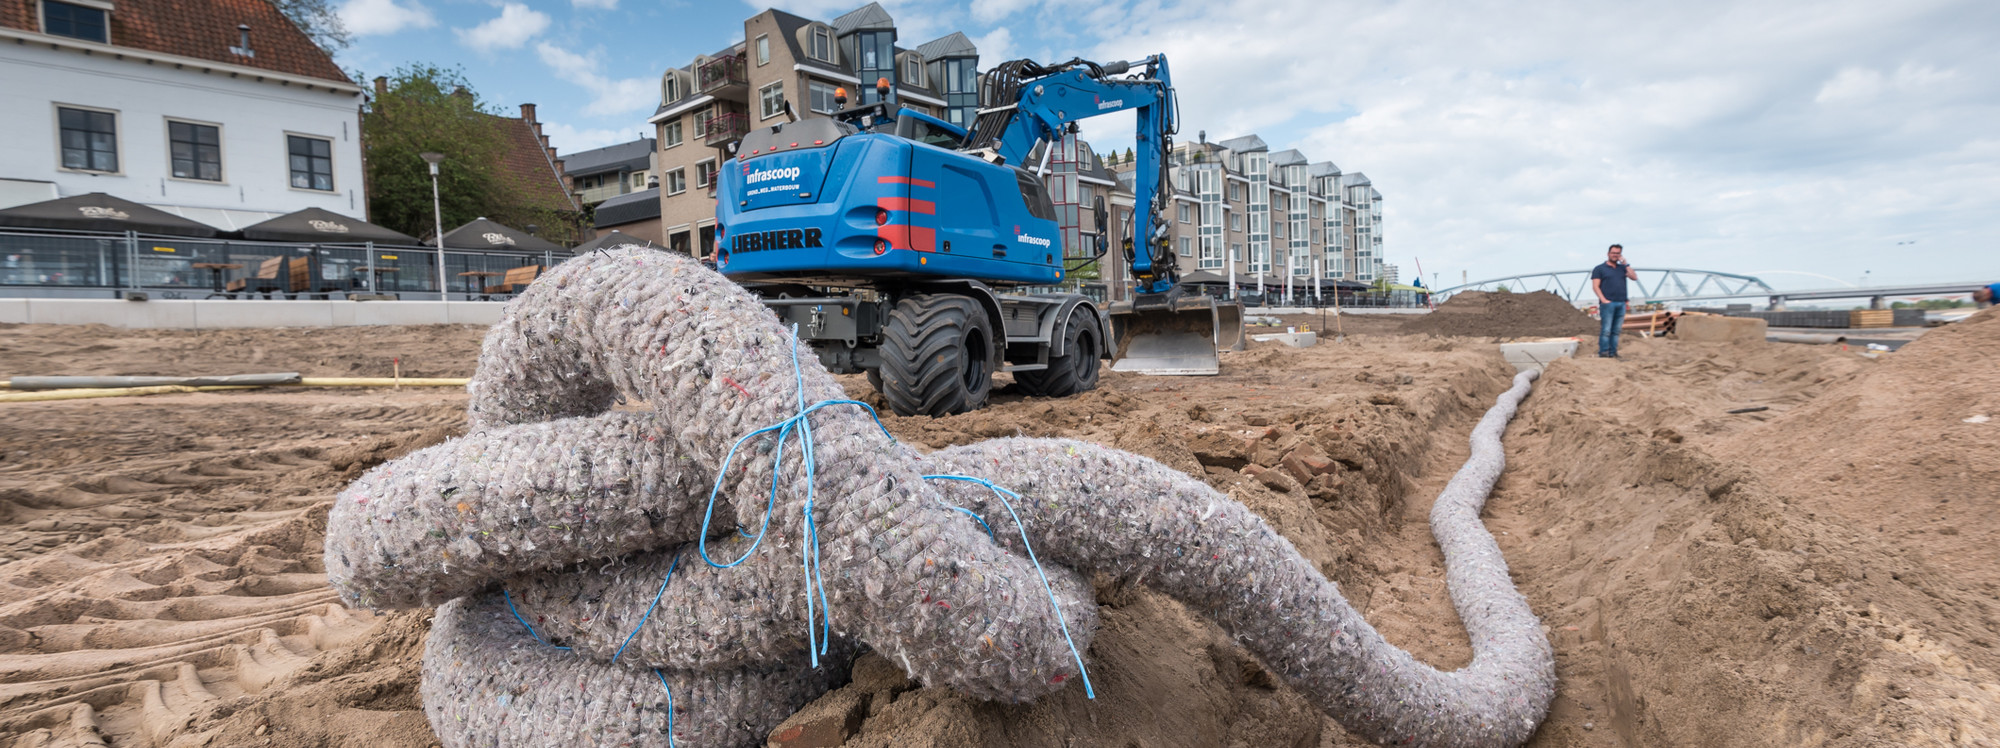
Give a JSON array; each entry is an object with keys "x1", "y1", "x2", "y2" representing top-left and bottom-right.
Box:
[{"x1": 420, "y1": 151, "x2": 447, "y2": 306}]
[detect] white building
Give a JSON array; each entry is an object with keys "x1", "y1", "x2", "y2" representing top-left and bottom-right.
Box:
[{"x1": 0, "y1": 0, "x2": 365, "y2": 230}]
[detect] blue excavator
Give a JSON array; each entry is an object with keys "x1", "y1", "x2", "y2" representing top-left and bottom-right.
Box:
[{"x1": 712, "y1": 54, "x2": 1243, "y2": 416}]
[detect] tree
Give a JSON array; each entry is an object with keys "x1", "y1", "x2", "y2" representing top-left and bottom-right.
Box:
[
  {"x1": 363, "y1": 65, "x2": 513, "y2": 242},
  {"x1": 1124, "y1": 147, "x2": 1134, "y2": 162},
  {"x1": 268, "y1": 0, "x2": 349, "y2": 53},
  {"x1": 1495, "y1": 283, "x2": 1511, "y2": 293}
]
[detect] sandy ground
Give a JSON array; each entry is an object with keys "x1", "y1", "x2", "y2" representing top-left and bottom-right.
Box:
[{"x1": 0, "y1": 309, "x2": 1994, "y2": 747}]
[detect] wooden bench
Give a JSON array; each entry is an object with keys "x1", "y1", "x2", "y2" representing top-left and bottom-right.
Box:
[{"x1": 483, "y1": 265, "x2": 543, "y2": 295}]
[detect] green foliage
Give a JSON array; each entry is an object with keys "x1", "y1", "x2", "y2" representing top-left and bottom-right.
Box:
[
  {"x1": 267, "y1": 0, "x2": 349, "y2": 53},
  {"x1": 1124, "y1": 147, "x2": 1134, "y2": 162},
  {"x1": 363, "y1": 65, "x2": 515, "y2": 243},
  {"x1": 1495, "y1": 283, "x2": 1511, "y2": 293}
]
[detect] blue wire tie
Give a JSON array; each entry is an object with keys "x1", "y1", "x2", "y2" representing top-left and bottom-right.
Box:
[{"x1": 921, "y1": 474, "x2": 1097, "y2": 699}]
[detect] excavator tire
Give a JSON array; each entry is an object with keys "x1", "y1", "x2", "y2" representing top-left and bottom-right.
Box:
[
  {"x1": 879, "y1": 294, "x2": 994, "y2": 417},
  {"x1": 1014, "y1": 310, "x2": 1102, "y2": 397}
]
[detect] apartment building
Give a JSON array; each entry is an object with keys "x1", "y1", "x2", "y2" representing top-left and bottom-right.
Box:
[
  {"x1": 646, "y1": 2, "x2": 978, "y2": 258},
  {"x1": 566, "y1": 137, "x2": 655, "y2": 209}
]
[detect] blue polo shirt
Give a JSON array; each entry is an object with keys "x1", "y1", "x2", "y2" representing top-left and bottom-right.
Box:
[{"x1": 1591, "y1": 262, "x2": 1629, "y2": 303}]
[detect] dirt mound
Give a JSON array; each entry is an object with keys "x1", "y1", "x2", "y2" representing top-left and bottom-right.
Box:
[{"x1": 1400, "y1": 290, "x2": 1597, "y2": 338}]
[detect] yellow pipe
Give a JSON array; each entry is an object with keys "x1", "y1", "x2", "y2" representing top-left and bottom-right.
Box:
[{"x1": 0, "y1": 385, "x2": 262, "y2": 403}]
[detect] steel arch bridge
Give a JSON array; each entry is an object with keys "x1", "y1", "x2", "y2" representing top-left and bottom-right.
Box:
[{"x1": 1434, "y1": 268, "x2": 1777, "y2": 304}]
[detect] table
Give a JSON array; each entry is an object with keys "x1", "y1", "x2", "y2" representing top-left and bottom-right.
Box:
[
  {"x1": 192, "y1": 262, "x2": 243, "y2": 298},
  {"x1": 459, "y1": 270, "x2": 502, "y2": 299}
]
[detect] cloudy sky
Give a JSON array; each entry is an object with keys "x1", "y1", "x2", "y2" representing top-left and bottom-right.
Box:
[{"x1": 336, "y1": 0, "x2": 1998, "y2": 290}]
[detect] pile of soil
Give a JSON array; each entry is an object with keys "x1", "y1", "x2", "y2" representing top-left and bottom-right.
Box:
[
  {"x1": 0, "y1": 322, "x2": 486, "y2": 378},
  {"x1": 1399, "y1": 290, "x2": 1597, "y2": 338}
]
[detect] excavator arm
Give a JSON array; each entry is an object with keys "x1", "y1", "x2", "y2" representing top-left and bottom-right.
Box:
[{"x1": 965, "y1": 55, "x2": 1242, "y2": 375}]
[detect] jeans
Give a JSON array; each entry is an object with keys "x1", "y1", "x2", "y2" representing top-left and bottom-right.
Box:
[{"x1": 1598, "y1": 302, "x2": 1627, "y2": 356}]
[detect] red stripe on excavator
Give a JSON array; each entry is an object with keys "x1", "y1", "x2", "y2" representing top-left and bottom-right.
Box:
[
  {"x1": 875, "y1": 224, "x2": 937, "y2": 252},
  {"x1": 876, "y1": 197, "x2": 936, "y2": 215},
  {"x1": 877, "y1": 176, "x2": 936, "y2": 189}
]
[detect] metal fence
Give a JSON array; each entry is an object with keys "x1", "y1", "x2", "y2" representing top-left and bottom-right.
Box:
[{"x1": 0, "y1": 229, "x2": 566, "y2": 299}]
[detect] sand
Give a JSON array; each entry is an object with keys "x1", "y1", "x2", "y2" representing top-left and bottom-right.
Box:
[{"x1": 1, "y1": 311, "x2": 1994, "y2": 747}]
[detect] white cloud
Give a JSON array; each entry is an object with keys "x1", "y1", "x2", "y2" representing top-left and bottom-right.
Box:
[
  {"x1": 970, "y1": 0, "x2": 1036, "y2": 24},
  {"x1": 455, "y1": 3, "x2": 551, "y2": 52},
  {"x1": 338, "y1": 0, "x2": 435, "y2": 36},
  {"x1": 542, "y1": 121, "x2": 639, "y2": 153},
  {"x1": 535, "y1": 42, "x2": 659, "y2": 117},
  {"x1": 572, "y1": 0, "x2": 617, "y2": 8},
  {"x1": 973, "y1": 27, "x2": 1015, "y2": 66},
  {"x1": 1048, "y1": 0, "x2": 2000, "y2": 287}
]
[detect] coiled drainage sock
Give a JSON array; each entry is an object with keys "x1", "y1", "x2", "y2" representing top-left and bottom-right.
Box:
[
  {"x1": 423, "y1": 594, "x2": 852, "y2": 748},
  {"x1": 331, "y1": 247, "x2": 1553, "y2": 748}
]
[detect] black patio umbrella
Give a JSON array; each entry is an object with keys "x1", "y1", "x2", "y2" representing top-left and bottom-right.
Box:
[
  {"x1": 0, "y1": 192, "x2": 219, "y2": 237},
  {"x1": 238, "y1": 207, "x2": 419, "y2": 244},
  {"x1": 569, "y1": 230, "x2": 660, "y2": 254},
  {"x1": 439, "y1": 217, "x2": 563, "y2": 251}
]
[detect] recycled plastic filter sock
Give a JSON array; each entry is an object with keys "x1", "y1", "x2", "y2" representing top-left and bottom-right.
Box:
[
  {"x1": 505, "y1": 532, "x2": 1101, "y2": 679},
  {"x1": 325, "y1": 411, "x2": 734, "y2": 609},
  {"x1": 423, "y1": 593, "x2": 853, "y2": 748},
  {"x1": 328, "y1": 245, "x2": 1553, "y2": 748},
  {"x1": 920, "y1": 371, "x2": 1555, "y2": 747}
]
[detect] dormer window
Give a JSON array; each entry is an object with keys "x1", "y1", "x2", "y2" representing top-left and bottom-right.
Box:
[
  {"x1": 42, "y1": 0, "x2": 109, "y2": 43},
  {"x1": 662, "y1": 72, "x2": 681, "y2": 104},
  {"x1": 810, "y1": 27, "x2": 832, "y2": 62},
  {"x1": 904, "y1": 55, "x2": 922, "y2": 86}
]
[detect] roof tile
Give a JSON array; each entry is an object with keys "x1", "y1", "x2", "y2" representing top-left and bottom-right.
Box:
[{"x1": 1, "y1": 0, "x2": 350, "y2": 83}]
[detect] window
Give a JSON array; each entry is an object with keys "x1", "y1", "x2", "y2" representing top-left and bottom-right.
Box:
[
  {"x1": 632, "y1": 172, "x2": 648, "y2": 190},
  {"x1": 1230, "y1": 213, "x2": 1242, "y2": 232},
  {"x1": 947, "y1": 108, "x2": 963, "y2": 125},
  {"x1": 810, "y1": 27, "x2": 832, "y2": 62},
  {"x1": 905, "y1": 55, "x2": 923, "y2": 86},
  {"x1": 662, "y1": 73, "x2": 681, "y2": 104},
  {"x1": 758, "y1": 81, "x2": 785, "y2": 120},
  {"x1": 42, "y1": 1, "x2": 107, "y2": 43},
  {"x1": 1178, "y1": 204, "x2": 1190, "y2": 223},
  {"x1": 666, "y1": 168, "x2": 687, "y2": 195},
  {"x1": 809, "y1": 81, "x2": 840, "y2": 113},
  {"x1": 694, "y1": 107, "x2": 714, "y2": 137},
  {"x1": 1231, "y1": 243, "x2": 1242, "y2": 262},
  {"x1": 57, "y1": 106, "x2": 117, "y2": 172},
  {"x1": 287, "y1": 134, "x2": 333, "y2": 191},
  {"x1": 168, "y1": 120, "x2": 221, "y2": 181},
  {"x1": 1179, "y1": 237, "x2": 1191, "y2": 256},
  {"x1": 1229, "y1": 183, "x2": 1242, "y2": 201},
  {"x1": 696, "y1": 159, "x2": 716, "y2": 189},
  {"x1": 944, "y1": 58, "x2": 972, "y2": 94},
  {"x1": 663, "y1": 120, "x2": 682, "y2": 148},
  {"x1": 755, "y1": 35, "x2": 769, "y2": 65}
]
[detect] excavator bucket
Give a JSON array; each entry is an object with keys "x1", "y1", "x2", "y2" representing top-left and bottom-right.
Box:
[{"x1": 1108, "y1": 294, "x2": 1245, "y2": 376}]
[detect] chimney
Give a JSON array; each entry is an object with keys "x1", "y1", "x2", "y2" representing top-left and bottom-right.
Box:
[
  {"x1": 230, "y1": 24, "x2": 255, "y2": 58},
  {"x1": 373, "y1": 76, "x2": 388, "y2": 99},
  {"x1": 520, "y1": 103, "x2": 537, "y2": 124}
]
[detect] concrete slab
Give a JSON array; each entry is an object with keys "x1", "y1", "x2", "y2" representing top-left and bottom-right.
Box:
[
  {"x1": 1499, "y1": 338, "x2": 1579, "y2": 372},
  {"x1": 1250, "y1": 331, "x2": 1318, "y2": 348},
  {"x1": 1675, "y1": 315, "x2": 1767, "y2": 344},
  {"x1": 0, "y1": 298, "x2": 28, "y2": 324}
]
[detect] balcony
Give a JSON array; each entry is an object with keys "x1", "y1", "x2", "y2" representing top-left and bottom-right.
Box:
[
  {"x1": 704, "y1": 111, "x2": 751, "y2": 146},
  {"x1": 697, "y1": 54, "x2": 748, "y2": 99}
]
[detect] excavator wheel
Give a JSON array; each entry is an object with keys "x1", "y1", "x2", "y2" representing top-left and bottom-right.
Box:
[
  {"x1": 879, "y1": 294, "x2": 994, "y2": 417},
  {"x1": 1014, "y1": 311, "x2": 1102, "y2": 397}
]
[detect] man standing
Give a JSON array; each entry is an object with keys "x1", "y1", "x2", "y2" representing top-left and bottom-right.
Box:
[
  {"x1": 1590, "y1": 244, "x2": 1638, "y2": 358},
  {"x1": 1975, "y1": 283, "x2": 1999, "y2": 307}
]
